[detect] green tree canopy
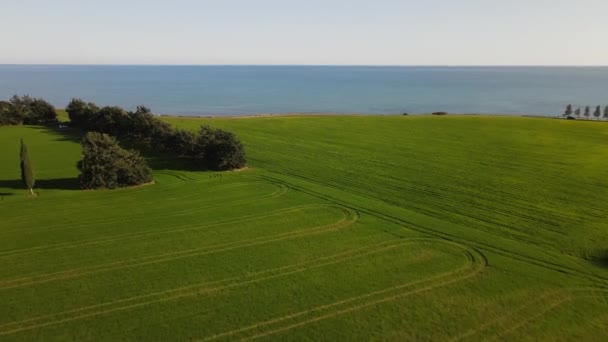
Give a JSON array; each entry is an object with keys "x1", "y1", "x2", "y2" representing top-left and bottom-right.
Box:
[{"x1": 77, "y1": 132, "x2": 153, "y2": 189}]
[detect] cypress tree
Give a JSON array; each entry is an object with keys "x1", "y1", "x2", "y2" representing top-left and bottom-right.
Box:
[
  {"x1": 564, "y1": 104, "x2": 573, "y2": 117},
  {"x1": 575, "y1": 108, "x2": 581, "y2": 118},
  {"x1": 584, "y1": 106, "x2": 591, "y2": 119},
  {"x1": 20, "y1": 139, "x2": 35, "y2": 195},
  {"x1": 604, "y1": 106, "x2": 608, "y2": 119},
  {"x1": 593, "y1": 106, "x2": 601, "y2": 120}
]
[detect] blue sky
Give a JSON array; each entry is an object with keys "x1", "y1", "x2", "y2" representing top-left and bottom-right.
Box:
[{"x1": 1, "y1": 0, "x2": 607, "y2": 65}]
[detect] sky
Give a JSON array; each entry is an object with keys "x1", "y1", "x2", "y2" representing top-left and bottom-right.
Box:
[{"x1": 0, "y1": 0, "x2": 607, "y2": 65}]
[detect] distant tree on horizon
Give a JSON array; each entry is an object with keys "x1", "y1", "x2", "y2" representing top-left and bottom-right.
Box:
[
  {"x1": 20, "y1": 139, "x2": 35, "y2": 196},
  {"x1": 604, "y1": 106, "x2": 608, "y2": 120},
  {"x1": 593, "y1": 106, "x2": 601, "y2": 120},
  {"x1": 584, "y1": 106, "x2": 591, "y2": 119},
  {"x1": 564, "y1": 104, "x2": 573, "y2": 117},
  {"x1": 575, "y1": 108, "x2": 581, "y2": 118}
]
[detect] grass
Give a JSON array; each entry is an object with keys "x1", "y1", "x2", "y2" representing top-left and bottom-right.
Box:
[{"x1": 1, "y1": 114, "x2": 608, "y2": 340}]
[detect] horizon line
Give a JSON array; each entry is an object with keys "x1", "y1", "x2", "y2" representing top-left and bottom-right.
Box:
[{"x1": 1, "y1": 63, "x2": 608, "y2": 68}]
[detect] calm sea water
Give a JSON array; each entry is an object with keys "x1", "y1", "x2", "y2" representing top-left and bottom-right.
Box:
[{"x1": 0, "y1": 65, "x2": 607, "y2": 116}]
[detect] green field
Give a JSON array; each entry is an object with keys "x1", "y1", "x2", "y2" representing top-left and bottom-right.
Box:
[{"x1": 2, "y1": 115, "x2": 608, "y2": 340}]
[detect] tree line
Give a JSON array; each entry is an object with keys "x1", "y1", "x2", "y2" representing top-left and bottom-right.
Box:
[
  {"x1": 0, "y1": 95, "x2": 58, "y2": 125},
  {"x1": 3, "y1": 95, "x2": 246, "y2": 192},
  {"x1": 65, "y1": 99, "x2": 246, "y2": 171},
  {"x1": 563, "y1": 105, "x2": 608, "y2": 120}
]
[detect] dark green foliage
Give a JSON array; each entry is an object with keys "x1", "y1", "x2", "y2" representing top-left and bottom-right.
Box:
[
  {"x1": 0, "y1": 101, "x2": 22, "y2": 125},
  {"x1": 196, "y1": 126, "x2": 246, "y2": 170},
  {"x1": 65, "y1": 98, "x2": 100, "y2": 127},
  {"x1": 593, "y1": 106, "x2": 601, "y2": 120},
  {"x1": 90, "y1": 106, "x2": 131, "y2": 136},
  {"x1": 77, "y1": 132, "x2": 153, "y2": 189},
  {"x1": 564, "y1": 104, "x2": 573, "y2": 117},
  {"x1": 19, "y1": 139, "x2": 35, "y2": 194},
  {"x1": 166, "y1": 129, "x2": 199, "y2": 157},
  {"x1": 26, "y1": 98, "x2": 58, "y2": 125},
  {"x1": 575, "y1": 108, "x2": 581, "y2": 117},
  {"x1": 0, "y1": 95, "x2": 57, "y2": 125},
  {"x1": 66, "y1": 99, "x2": 247, "y2": 171},
  {"x1": 604, "y1": 106, "x2": 608, "y2": 119},
  {"x1": 584, "y1": 106, "x2": 591, "y2": 119}
]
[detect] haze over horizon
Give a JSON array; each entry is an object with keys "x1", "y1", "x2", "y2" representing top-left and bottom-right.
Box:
[{"x1": 1, "y1": 0, "x2": 607, "y2": 66}]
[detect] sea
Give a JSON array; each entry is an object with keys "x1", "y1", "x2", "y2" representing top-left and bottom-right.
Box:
[{"x1": 0, "y1": 65, "x2": 607, "y2": 116}]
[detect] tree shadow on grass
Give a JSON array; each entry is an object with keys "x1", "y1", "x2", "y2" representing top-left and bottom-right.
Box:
[
  {"x1": 585, "y1": 249, "x2": 608, "y2": 270},
  {"x1": 0, "y1": 178, "x2": 80, "y2": 191},
  {"x1": 28, "y1": 125, "x2": 215, "y2": 173}
]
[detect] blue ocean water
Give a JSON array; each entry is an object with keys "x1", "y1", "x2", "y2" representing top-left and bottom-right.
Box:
[{"x1": 0, "y1": 65, "x2": 607, "y2": 116}]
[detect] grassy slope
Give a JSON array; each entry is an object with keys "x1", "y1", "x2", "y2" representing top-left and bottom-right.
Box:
[{"x1": 1, "y1": 115, "x2": 608, "y2": 340}]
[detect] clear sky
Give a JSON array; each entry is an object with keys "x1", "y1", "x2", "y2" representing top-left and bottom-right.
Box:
[{"x1": 1, "y1": 0, "x2": 607, "y2": 65}]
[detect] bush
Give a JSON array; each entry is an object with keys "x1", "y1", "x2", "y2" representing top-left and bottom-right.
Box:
[
  {"x1": 196, "y1": 126, "x2": 246, "y2": 170},
  {"x1": 432, "y1": 112, "x2": 448, "y2": 115},
  {"x1": 77, "y1": 132, "x2": 153, "y2": 189}
]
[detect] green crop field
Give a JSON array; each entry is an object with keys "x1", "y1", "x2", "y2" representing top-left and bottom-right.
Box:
[{"x1": 2, "y1": 115, "x2": 608, "y2": 340}]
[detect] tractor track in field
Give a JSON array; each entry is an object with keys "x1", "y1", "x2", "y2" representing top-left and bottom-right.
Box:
[
  {"x1": 478, "y1": 287, "x2": 608, "y2": 341},
  {"x1": 0, "y1": 204, "x2": 334, "y2": 259},
  {"x1": 0, "y1": 206, "x2": 358, "y2": 290},
  {"x1": 258, "y1": 174, "x2": 608, "y2": 285},
  {"x1": 0, "y1": 238, "x2": 461, "y2": 337},
  {"x1": 201, "y1": 240, "x2": 486, "y2": 341},
  {"x1": 449, "y1": 290, "x2": 567, "y2": 341},
  {"x1": 0, "y1": 180, "x2": 287, "y2": 236}
]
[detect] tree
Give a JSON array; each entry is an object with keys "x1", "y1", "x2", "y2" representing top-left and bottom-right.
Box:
[
  {"x1": 26, "y1": 98, "x2": 57, "y2": 125},
  {"x1": 77, "y1": 132, "x2": 153, "y2": 189},
  {"x1": 7, "y1": 95, "x2": 57, "y2": 125},
  {"x1": 604, "y1": 106, "x2": 608, "y2": 120},
  {"x1": 564, "y1": 104, "x2": 573, "y2": 117},
  {"x1": 196, "y1": 126, "x2": 246, "y2": 170},
  {"x1": 20, "y1": 139, "x2": 35, "y2": 195},
  {"x1": 90, "y1": 106, "x2": 130, "y2": 136},
  {"x1": 0, "y1": 101, "x2": 22, "y2": 125},
  {"x1": 593, "y1": 106, "x2": 601, "y2": 120},
  {"x1": 584, "y1": 106, "x2": 591, "y2": 119},
  {"x1": 66, "y1": 98, "x2": 99, "y2": 127},
  {"x1": 575, "y1": 108, "x2": 581, "y2": 118}
]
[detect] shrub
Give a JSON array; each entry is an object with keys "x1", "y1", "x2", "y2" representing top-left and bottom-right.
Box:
[
  {"x1": 77, "y1": 132, "x2": 153, "y2": 189},
  {"x1": 432, "y1": 112, "x2": 448, "y2": 115},
  {"x1": 196, "y1": 126, "x2": 246, "y2": 170},
  {"x1": 166, "y1": 129, "x2": 199, "y2": 157}
]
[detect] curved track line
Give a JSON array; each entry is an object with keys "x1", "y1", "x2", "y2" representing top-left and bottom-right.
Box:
[
  {"x1": 485, "y1": 288, "x2": 608, "y2": 341},
  {"x1": 449, "y1": 290, "x2": 565, "y2": 341},
  {"x1": 0, "y1": 207, "x2": 357, "y2": 290},
  {"x1": 0, "y1": 204, "x2": 331, "y2": 259},
  {"x1": 201, "y1": 241, "x2": 487, "y2": 341},
  {"x1": 0, "y1": 239, "x2": 432, "y2": 336},
  {"x1": 0, "y1": 181, "x2": 287, "y2": 236}
]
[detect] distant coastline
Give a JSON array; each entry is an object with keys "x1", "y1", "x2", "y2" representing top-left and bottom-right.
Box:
[{"x1": 2, "y1": 65, "x2": 607, "y2": 116}]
